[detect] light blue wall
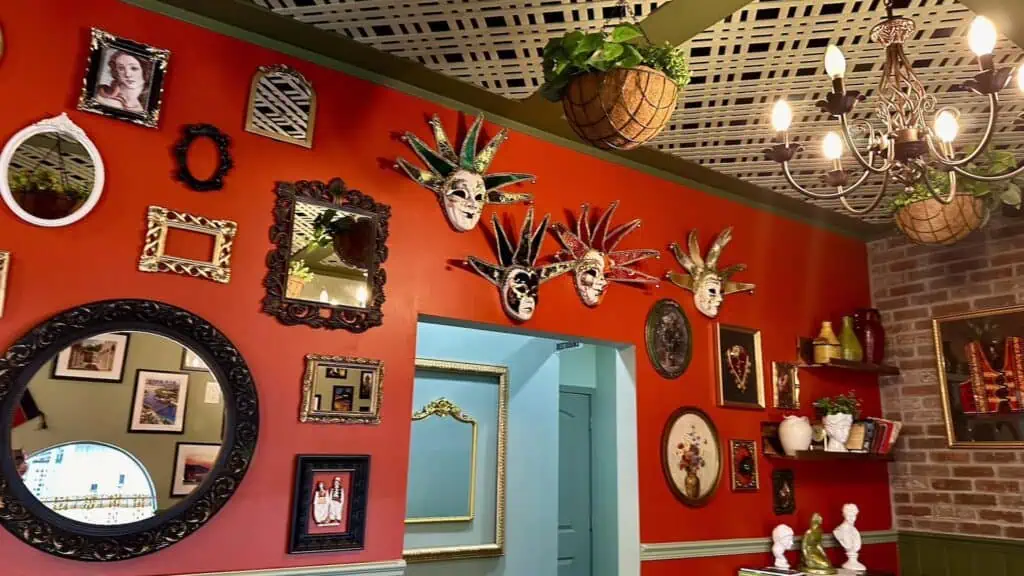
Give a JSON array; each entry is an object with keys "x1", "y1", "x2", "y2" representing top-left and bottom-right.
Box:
[
  {"x1": 591, "y1": 347, "x2": 620, "y2": 576},
  {"x1": 558, "y1": 344, "x2": 596, "y2": 389},
  {"x1": 407, "y1": 321, "x2": 561, "y2": 576}
]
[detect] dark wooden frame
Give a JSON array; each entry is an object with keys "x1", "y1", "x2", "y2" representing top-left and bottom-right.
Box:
[
  {"x1": 76, "y1": 28, "x2": 169, "y2": 129},
  {"x1": 644, "y1": 298, "x2": 692, "y2": 380},
  {"x1": 126, "y1": 368, "x2": 190, "y2": 434},
  {"x1": 0, "y1": 299, "x2": 259, "y2": 562},
  {"x1": 289, "y1": 454, "x2": 370, "y2": 554},
  {"x1": 660, "y1": 406, "x2": 721, "y2": 508},
  {"x1": 49, "y1": 332, "x2": 132, "y2": 383},
  {"x1": 169, "y1": 441, "x2": 222, "y2": 497},
  {"x1": 715, "y1": 323, "x2": 765, "y2": 410},
  {"x1": 772, "y1": 469, "x2": 796, "y2": 515},
  {"x1": 173, "y1": 124, "x2": 234, "y2": 192},
  {"x1": 262, "y1": 178, "x2": 390, "y2": 333}
]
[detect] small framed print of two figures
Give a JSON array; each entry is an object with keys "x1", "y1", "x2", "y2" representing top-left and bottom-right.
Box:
[{"x1": 289, "y1": 455, "x2": 370, "y2": 554}]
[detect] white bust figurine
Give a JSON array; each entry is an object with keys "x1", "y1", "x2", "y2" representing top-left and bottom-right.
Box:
[
  {"x1": 823, "y1": 415, "x2": 852, "y2": 452},
  {"x1": 833, "y1": 503, "x2": 866, "y2": 572},
  {"x1": 771, "y1": 523, "x2": 795, "y2": 569}
]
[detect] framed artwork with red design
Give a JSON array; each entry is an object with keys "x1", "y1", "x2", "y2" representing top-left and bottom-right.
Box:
[
  {"x1": 729, "y1": 439, "x2": 759, "y2": 492},
  {"x1": 932, "y1": 305, "x2": 1024, "y2": 448},
  {"x1": 288, "y1": 455, "x2": 369, "y2": 553},
  {"x1": 715, "y1": 324, "x2": 764, "y2": 409}
]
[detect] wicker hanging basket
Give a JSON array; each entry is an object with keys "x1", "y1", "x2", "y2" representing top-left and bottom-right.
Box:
[
  {"x1": 561, "y1": 66, "x2": 678, "y2": 151},
  {"x1": 894, "y1": 194, "x2": 988, "y2": 245}
]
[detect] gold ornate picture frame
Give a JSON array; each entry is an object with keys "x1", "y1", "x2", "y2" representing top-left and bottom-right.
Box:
[
  {"x1": 406, "y1": 397, "x2": 478, "y2": 524},
  {"x1": 404, "y1": 358, "x2": 508, "y2": 562},
  {"x1": 138, "y1": 205, "x2": 237, "y2": 284},
  {"x1": 299, "y1": 354, "x2": 383, "y2": 425},
  {"x1": 0, "y1": 251, "x2": 9, "y2": 318}
]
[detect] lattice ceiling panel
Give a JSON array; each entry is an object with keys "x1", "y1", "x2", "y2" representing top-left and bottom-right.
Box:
[
  {"x1": 252, "y1": 0, "x2": 670, "y2": 99},
  {"x1": 653, "y1": 0, "x2": 1024, "y2": 223}
]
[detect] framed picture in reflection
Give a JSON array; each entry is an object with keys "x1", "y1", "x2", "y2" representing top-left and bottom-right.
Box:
[
  {"x1": 289, "y1": 454, "x2": 369, "y2": 553},
  {"x1": 181, "y1": 349, "x2": 208, "y2": 371},
  {"x1": 171, "y1": 442, "x2": 220, "y2": 496},
  {"x1": 331, "y1": 386, "x2": 353, "y2": 412},
  {"x1": 128, "y1": 369, "x2": 189, "y2": 433},
  {"x1": 51, "y1": 332, "x2": 130, "y2": 382},
  {"x1": 358, "y1": 371, "x2": 373, "y2": 399}
]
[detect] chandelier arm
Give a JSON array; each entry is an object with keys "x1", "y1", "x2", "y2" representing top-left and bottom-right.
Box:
[
  {"x1": 927, "y1": 95, "x2": 999, "y2": 168},
  {"x1": 835, "y1": 165, "x2": 874, "y2": 196},
  {"x1": 839, "y1": 173, "x2": 889, "y2": 215},
  {"x1": 950, "y1": 162, "x2": 1024, "y2": 182},
  {"x1": 839, "y1": 116, "x2": 891, "y2": 174},
  {"x1": 782, "y1": 162, "x2": 853, "y2": 199},
  {"x1": 920, "y1": 166, "x2": 958, "y2": 204}
]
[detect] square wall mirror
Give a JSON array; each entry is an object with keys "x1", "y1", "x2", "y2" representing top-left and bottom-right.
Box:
[{"x1": 299, "y1": 354, "x2": 383, "y2": 425}]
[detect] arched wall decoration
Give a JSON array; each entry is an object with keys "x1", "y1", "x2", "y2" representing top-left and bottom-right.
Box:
[{"x1": 245, "y1": 65, "x2": 316, "y2": 149}]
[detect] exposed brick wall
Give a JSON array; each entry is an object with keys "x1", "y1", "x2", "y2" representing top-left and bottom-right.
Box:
[{"x1": 869, "y1": 216, "x2": 1024, "y2": 540}]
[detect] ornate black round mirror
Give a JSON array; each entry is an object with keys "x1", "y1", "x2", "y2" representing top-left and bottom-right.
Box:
[{"x1": 0, "y1": 299, "x2": 258, "y2": 561}]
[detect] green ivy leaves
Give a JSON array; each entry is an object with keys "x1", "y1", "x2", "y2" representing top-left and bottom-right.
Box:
[{"x1": 890, "y1": 150, "x2": 1024, "y2": 211}]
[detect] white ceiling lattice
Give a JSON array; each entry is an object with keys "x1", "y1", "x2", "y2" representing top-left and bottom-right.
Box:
[{"x1": 253, "y1": 0, "x2": 1024, "y2": 224}]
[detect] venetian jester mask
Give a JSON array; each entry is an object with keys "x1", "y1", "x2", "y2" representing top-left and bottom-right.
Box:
[
  {"x1": 467, "y1": 208, "x2": 573, "y2": 322},
  {"x1": 666, "y1": 228, "x2": 755, "y2": 318},
  {"x1": 551, "y1": 201, "x2": 660, "y2": 307},
  {"x1": 396, "y1": 114, "x2": 534, "y2": 232}
]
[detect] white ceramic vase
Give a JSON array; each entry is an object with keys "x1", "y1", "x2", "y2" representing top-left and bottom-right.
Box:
[{"x1": 778, "y1": 415, "x2": 813, "y2": 456}]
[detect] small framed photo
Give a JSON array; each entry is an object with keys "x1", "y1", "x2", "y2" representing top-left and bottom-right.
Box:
[
  {"x1": 128, "y1": 369, "x2": 189, "y2": 433},
  {"x1": 729, "y1": 439, "x2": 759, "y2": 492},
  {"x1": 181, "y1": 349, "x2": 209, "y2": 371},
  {"x1": 77, "y1": 28, "x2": 170, "y2": 128},
  {"x1": 325, "y1": 367, "x2": 347, "y2": 379},
  {"x1": 716, "y1": 324, "x2": 765, "y2": 409},
  {"x1": 170, "y1": 442, "x2": 220, "y2": 497},
  {"x1": 772, "y1": 469, "x2": 795, "y2": 515},
  {"x1": 358, "y1": 371, "x2": 374, "y2": 399},
  {"x1": 52, "y1": 333, "x2": 131, "y2": 382},
  {"x1": 331, "y1": 386, "x2": 354, "y2": 412},
  {"x1": 289, "y1": 455, "x2": 369, "y2": 554},
  {"x1": 771, "y1": 361, "x2": 800, "y2": 410}
]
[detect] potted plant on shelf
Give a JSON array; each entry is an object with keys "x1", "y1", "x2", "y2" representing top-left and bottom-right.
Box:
[
  {"x1": 540, "y1": 23, "x2": 691, "y2": 150},
  {"x1": 286, "y1": 260, "x2": 315, "y2": 298},
  {"x1": 891, "y1": 151, "x2": 1022, "y2": 245},
  {"x1": 814, "y1": 392, "x2": 861, "y2": 453},
  {"x1": 9, "y1": 167, "x2": 88, "y2": 219}
]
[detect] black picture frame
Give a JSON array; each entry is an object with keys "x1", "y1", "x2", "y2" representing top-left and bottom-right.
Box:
[
  {"x1": 169, "y1": 441, "x2": 221, "y2": 498},
  {"x1": 180, "y1": 347, "x2": 209, "y2": 372},
  {"x1": 76, "y1": 28, "x2": 170, "y2": 129},
  {"x1": 0, "y1": 299, "x2": 259, "y2": 562},
  {"x1": 49, "y1": 331, "x2": 132, "y2": 383},
  {"x1": 772, "y1": 469, "x2": 795, "y2": 515},
  {"x1": 716, "y1": 324, "x2": 765, "y2": 409},
  {"x1": 358, "y1": 371, "x2": 373, "y2": 399},
  {"x1": 262, "y1": 178, "x2": 391, "y2": 333},
  {"x1": 126, "y1": 368, "x2": 190, "y2": 434},
  {"x1": 173, "y1": 124, "x2": 234, "y2": 192},
  {"x1": 644, "y1": 299, "x2": 692, "y2": 379},
  {"x1": 289, "y1": 454, "x2": 370, "y2": 554}
]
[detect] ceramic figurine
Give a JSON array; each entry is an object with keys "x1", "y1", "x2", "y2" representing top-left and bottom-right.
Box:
[
  {"x1": 551, "y1": 201, "x2": 660, "y2": 307},
  {"x1": 666, "y1": 227, "x2": 755, "y2": 318},
  {"x1": 823, "y1": 413, "x2": 853, "y2": 452},
  {"x1": 800, "y1": 513, "x2": 837, "y2": 575},
  {"x1": 813, "y1": 321, "x2": 841, "y2": 364},
  {"x1": 396, "y1": 114, "x2": 534, "y2": 232},
  {"x1": 771, "y1": 523, "x2": 795, "y2": 569},
  {"x1": 778, "y1": 415, "x2": 813, "y2": 456},
  {"x1": 466, "y1": 207, "x2": 574, "y2": 322},
  {"x1": 833, "y1": 503, "x2": 866, "y2": 573}
]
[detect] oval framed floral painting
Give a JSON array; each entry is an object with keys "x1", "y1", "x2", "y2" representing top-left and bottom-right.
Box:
[{"x1": 661, "y1": 406, "x2": 722, "y2": 507}]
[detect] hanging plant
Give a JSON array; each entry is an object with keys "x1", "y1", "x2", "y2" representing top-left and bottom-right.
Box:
[
  {"x1": 540, "y1": 24, "x2": 690, "y2": 150},
  {"x1": 8, "y1": 167, "x2": 89, "y2": 220},
  {"x1": 890, "y1": 151, "x2": 1022, "y2": 245}
]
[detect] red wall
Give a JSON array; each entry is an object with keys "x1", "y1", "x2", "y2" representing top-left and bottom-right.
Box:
[{"x1": 0, "y1": 2, "x2": 896, "y2": 575}]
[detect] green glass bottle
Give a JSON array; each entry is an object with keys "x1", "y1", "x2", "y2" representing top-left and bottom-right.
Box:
[{"x1": 839, "y1": 315, "x2": 864, "y2": 362}]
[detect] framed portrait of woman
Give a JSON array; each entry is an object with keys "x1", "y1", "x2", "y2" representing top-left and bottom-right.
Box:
[{"x1": 77, "y1": 28, "x2": 170, "y2": 128}]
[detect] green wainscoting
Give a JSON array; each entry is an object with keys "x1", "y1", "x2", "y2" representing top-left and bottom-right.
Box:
[{"x1": 899, "y1": 531, "x2": 1024, "y2": 576}]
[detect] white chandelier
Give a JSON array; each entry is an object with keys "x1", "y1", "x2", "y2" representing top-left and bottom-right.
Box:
[{"x1": 764, "y1": 1, "x2": 1024, "y2": 216}]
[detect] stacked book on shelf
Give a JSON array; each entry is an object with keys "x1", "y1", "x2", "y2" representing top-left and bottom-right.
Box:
[{"x1": 844, "y1": 416, "x2": 902, "y2": 454}]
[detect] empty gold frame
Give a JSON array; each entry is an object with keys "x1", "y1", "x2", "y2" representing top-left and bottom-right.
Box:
[
  {"x1": 404, "y1": 358, "x2": 508, "y2": 562},
  {"x1": 245, "y1": 65, "x2": 316, "y2": 148},
  {"x1": 0, "y1": 251, "x2": 8, "y2": 318},
  {"x1": 138, "y1": 206, "x2": 237, "y2": 284},
  {"x1": 299, "y1": 354, "x2": 383, "y2": 425},
  {"x1": 406, "y1": 397, "x2": 478, "y2": 524}
]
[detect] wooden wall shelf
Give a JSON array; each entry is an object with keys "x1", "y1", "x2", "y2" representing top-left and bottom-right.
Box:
[
  {"x1": 796, "y1": 337, "x2": 901, "y2": 375},
  {"x1": 765, "y1": 450, "x2": 895, "y2": 462}
]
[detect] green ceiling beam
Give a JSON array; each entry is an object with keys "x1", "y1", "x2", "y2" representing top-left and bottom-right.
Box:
[{"x1": 122, "y1": 0, "x2": 882, "y2": 240}]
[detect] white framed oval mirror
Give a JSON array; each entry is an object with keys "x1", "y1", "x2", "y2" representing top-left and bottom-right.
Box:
[{"x1": 0, "y1": 113, "x2": 105, "y2": 227}]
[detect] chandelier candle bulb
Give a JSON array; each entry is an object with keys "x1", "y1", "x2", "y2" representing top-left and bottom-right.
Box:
[
  {"x1": 934, "y1": 111, "x2": 959, "y2": 144},
  {"x1": 824, "y1": 45, "x2": 847, "y2": 80},
  {"x1": 771, "y1": 100, "x2": 793, "y2": 133},
  {"x1": 968, "y1": 16, "x2": 997, "y2": 68},
  {"x1": 822, "y1": 132, "x2": 844, "y2": 162}
]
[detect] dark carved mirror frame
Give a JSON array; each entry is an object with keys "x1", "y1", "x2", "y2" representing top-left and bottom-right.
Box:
[
  {"x1": 0, "y1": 299, "x2": 259, "y2": 562},
  {"x1": 262, "y1": 178, "x2": 390, "y2": 333},
  {"x1": 173, "y1": 124, "x2": 234, "y2": 192}
]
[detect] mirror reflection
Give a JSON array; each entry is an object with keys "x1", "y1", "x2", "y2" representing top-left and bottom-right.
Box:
[
  {"x1": 247, "y1": 66, "x2": 315, "y2": 147},
  {"x1": 11, "y1": 331, "x2": 225, "y2": 526},
  {"x1": 406, "y1": 398, "x2": 476, "y2": 523},
  {"x1": 307, "y1": 360, "x2": 379, "y2": 416},
  {"x1": 287, "y1": 200, "x2": 376, "y2": 309},
  {"x1": 7, "y1": 131, "x2": 95, "y2": 220}
]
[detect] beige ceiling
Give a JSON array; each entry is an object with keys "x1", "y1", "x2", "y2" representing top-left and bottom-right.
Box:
[{"x1": 253, "y1": 0, "x2": 1024, "y2": 224}]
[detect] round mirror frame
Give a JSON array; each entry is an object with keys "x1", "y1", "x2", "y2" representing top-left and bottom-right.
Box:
[
  {"x1": 0, "y1": 299, "x2": 259, "y2": 562},
  {"x1": 0, "y1": 113, "x2": 106, "y2": 228}
]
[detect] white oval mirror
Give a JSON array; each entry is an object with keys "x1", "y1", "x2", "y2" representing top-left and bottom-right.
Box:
[{"x1": 0, "y1": 113, "x2": 105, "y2": 227}]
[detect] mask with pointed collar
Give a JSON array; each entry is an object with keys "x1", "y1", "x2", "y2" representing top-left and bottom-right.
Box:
[{"x1": 666, "y1": 227, "x2": 755, "y2": 318}]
